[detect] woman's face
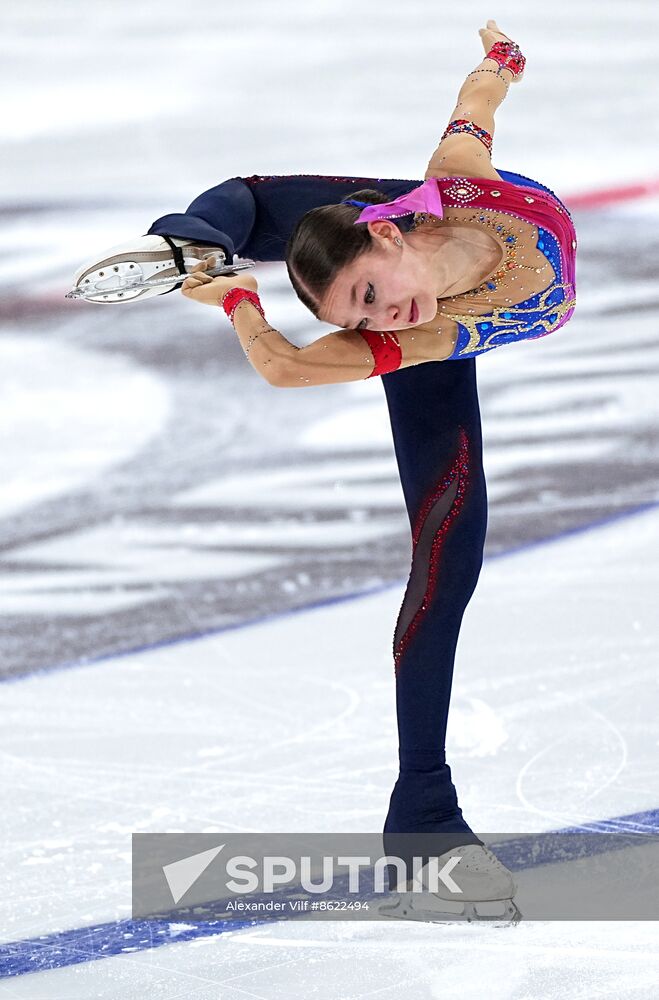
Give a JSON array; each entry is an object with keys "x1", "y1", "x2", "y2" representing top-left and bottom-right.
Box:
[{"x1": 317, "y1": 222, "x2": 441, "y2": 333}]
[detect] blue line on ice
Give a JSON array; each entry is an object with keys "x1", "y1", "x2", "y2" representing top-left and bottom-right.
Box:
[{"x1": 2, "y1": 804, "x2": 659, "y2": 979}]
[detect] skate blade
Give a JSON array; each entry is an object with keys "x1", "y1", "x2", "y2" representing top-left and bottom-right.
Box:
[
  {"x1": 66, "y1": 254, "x2": 256, "y2": 303},
  {"x1": 378, "y1": 893, "x2": 522, "y2": 926}
]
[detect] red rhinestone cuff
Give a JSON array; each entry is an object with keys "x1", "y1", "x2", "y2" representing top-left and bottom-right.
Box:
[
  {"x1": 441, "y1": 119, "x2": 493, "y2": 154},
  {"x1": 485, "y1": 40, "x2": 526, "y2": 78},
  {"x1": 221, "y1": 287, "x2": 266, "y2": 325}
]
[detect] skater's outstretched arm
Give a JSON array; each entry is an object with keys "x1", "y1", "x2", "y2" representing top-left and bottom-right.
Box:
[
  {"x1": 424, "y1": 20, "x2": 524, "y2": 182},
  {"x1": 234, "y1": 313, "x2": 458, "y2": 388},
  {"x1": 181, "y1": 261, "x2": 458, "y2": 386}
]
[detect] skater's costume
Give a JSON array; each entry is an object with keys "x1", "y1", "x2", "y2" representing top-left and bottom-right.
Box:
[
  {"x1": 410, "y1": 174, "x2": 576, "y2": 359},
  {"x1": 148, "y1": 169, "x2": 577, "y2": 882}
]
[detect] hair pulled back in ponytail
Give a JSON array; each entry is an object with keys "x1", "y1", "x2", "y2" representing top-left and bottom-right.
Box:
[{"x1": 285, "y1": 189, "x2": 415, "y2": 321}]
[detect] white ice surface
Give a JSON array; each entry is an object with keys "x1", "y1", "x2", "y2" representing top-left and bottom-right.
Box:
[
  {"x1": 4, "y1": 0, "x2": 659, "y2": 207},
  {"x1": 1, "y1": 505, "x2": 658, "y2": 995},
  {"x1": 0, "y1": 336, "x2": 169, "y2": 521}
]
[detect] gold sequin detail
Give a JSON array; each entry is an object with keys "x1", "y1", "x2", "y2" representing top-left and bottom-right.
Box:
[
  {"x1": 456, "y1": 209, "x2": 540, "y2": 299},
  {"x1": 450, "y1": 283, "x2": 577, "y2": 356},
  {"x1": 415, "y1": 204, "x2": 554, "y2": 303}
]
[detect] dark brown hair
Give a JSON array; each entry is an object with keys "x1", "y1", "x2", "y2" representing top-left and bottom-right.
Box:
[{"x1": 285, "y1": 189, "x2": 415, "y2": 321}]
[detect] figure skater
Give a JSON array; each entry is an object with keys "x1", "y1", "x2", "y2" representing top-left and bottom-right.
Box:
[{"x1": 70, "y1": 21, "x2": 577, "y2": 923}]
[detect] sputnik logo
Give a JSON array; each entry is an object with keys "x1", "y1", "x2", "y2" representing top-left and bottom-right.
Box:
[{"x1": 162, "y1": 844, "x2": 225, "y2": 904}]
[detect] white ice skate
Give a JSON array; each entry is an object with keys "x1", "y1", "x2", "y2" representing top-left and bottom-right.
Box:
[
  {"x1": 66, "y1": 235, "x2": 256, "y2": 304},
  {"x1": 378, "y1": 843, "x2": 522, "y2": 925}
]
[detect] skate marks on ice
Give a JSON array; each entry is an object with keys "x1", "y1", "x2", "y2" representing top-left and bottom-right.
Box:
[{"x1": 2, "y1": 206, "x2": 659, "y2": 678}]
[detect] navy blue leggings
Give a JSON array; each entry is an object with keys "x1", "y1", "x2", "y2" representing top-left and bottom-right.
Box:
[
  {"x1": 379, "y1": 359, "x2": 487, "y2": 873},
  {"x1": 149, "y1": 169, "x2": 550, "y2": 878}
]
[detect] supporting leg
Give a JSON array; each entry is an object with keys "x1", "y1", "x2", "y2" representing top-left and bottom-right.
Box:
[{"x1": 379, "y1": 358, "x2": 488, "y2": 886}]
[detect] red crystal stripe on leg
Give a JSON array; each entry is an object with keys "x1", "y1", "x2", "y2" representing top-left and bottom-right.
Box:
[
  {"x1": 393, "y1": 427, "x2": 470, "y2": 677},
  {"x1": 393, "y1": 476, "x2": 459, "y2": 652}
]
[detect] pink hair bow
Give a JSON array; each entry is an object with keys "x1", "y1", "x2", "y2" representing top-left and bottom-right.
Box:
[{"x1": 349, "y1": 177, "x2": 444, "y2": 225}]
